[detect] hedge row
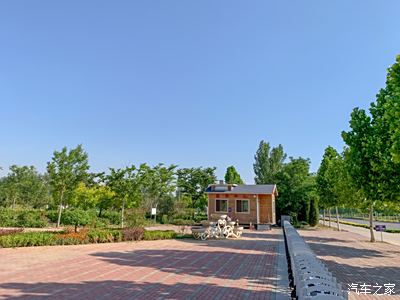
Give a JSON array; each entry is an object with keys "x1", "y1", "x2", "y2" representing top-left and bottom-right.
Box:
[
  {"x1": 323, "y1": 219, "x2": 400, "y2": 233},
  {"x1": 0, "y1": 228, "x2": 179, "y2": 248},
  {"x1": 0, "y1": 209, "x2": 121, "y2": 228}
]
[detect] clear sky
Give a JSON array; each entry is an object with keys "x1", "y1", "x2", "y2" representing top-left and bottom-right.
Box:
[{"x1": 0, "y1": 1, "x2": 399, "y2": 183}]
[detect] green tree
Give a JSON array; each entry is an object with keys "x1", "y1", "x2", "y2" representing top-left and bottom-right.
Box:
[
  {"x1": 70, "y1": 182, "x2": 114, "y2": 213},
  {"x1": 176, "y1": 167, "x2": 216, "y2": 211},
  {"x1": 224, "y1": 166, "x2": 244, "y2": 184},
  {"x1": 342, "y1": 56, "x2": 400, "y2": 242},
  {"x1": 316, "y1": 146, "x2": 345, "y2": 230},
  {"x1": 275, "y1": 157, "x2": 314, "y2": 224},
  {"x1": 138, "y1": 163, "x2": 177, "y2": 216},
  {"x1": 0, "y1": 165, "x2": 50, "y2": 209},
  {"x1": 253, "y1": 141, "x2": 286, "y2": 184},
  {"x1": 106, "y1": 166, "x2": 140, "y2": 228},
  {"x1": 47, "y1": 145, "x2": 89, "y2": 227},
  {"x1": 342, "y1": 108, "x2": 379, "y2": 241},
  {"x1": 382, "y1": 55, "x2": 400, "y2": 164}
]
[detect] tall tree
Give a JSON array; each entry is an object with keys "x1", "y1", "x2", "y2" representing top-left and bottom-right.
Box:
[
  {"x1": 47, "y1": 145, "x2": 89, "y2": 227},
  {"x1": 253, "y1": 141, "x2": 286, "y2": 184},
  {"x1": 1, "y1": 166, "x2": 51, "y2": 209},
  {"x1": 176, "y1": 167, "x2": 216, "y2": 211},
  {"x1": 383, "y1": 55, "x2": 400, "y2": 164},
  {"x1": 139, "y1": 163, "x2": 177, "y2": 214},
  {"x1": 342, "y1": 57, "x2": 400, "y2": 242},
  {"x1": 106, "y1": 166, "x2": 140, "y2": 228},
  {"x1": 316, "y1": 146, "x2": 347, "y2": 230},
  {"x1": 224, "y1": 166, "x2": 244, "y2": 184},
  {"x1": 342, "y1": 108, "x2": 379, "y2": 241},
  {"x1": 275, "y1": 157, "x2": 314, "y2": 224},
  {"x1": 308, "y1": 198, "x2": 319, "y2": 227}
]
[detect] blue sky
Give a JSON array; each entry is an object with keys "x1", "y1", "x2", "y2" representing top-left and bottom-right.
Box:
[{"x1": 0, "y1": 1, "x2": 399, "y2": 183}]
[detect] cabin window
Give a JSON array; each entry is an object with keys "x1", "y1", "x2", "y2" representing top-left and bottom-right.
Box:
[
  {"x1": 236, "y1": 199, "x2": 249, "y2": 213},
  {"x1": 215, "y1": 199, "x2": 228, "y2": 212}
]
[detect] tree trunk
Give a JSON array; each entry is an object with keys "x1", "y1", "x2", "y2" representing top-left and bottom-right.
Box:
[
  {"x1": 369, "y1": 203, "x2": 375, "y2": 242},
  {"x1": 56, "y1": 189, "x2": 64, "y2": 228},
  {"x1": 328, "y1": 208, "x2": 331, "y2": 227},
  {"x1": 98, "y1": 207, "x2": 103, "y2": 218},
  {"x1": 335, "y1": 206, "x2": 341, "y2": 231},
  {"x1": 121, "y1": 199, "x2": 125, "y2": 228},
  {"x1": 323, "y1": 209, "x2": 326, "y2": 226}
]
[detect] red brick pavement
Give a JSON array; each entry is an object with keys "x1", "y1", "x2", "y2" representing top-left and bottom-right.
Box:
[
  {"x1": 299, "y1": 228, "x2": 400, "y2": 300},
  {"x1": 0, "y1": 230, "x2": 280, "y2": 300}
]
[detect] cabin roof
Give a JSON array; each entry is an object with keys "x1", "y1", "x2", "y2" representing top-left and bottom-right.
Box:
[{"x1": 205, "y1": 184, "x2": 277, "y2": 195}]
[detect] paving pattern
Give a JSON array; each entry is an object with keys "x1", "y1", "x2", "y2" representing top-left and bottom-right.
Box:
[
  {"x1": 0, "y1": 230, "x2": 280, "y2": 300},
  {"x1": 299, "y1": 228, "x2": 400, "y2": 300}
]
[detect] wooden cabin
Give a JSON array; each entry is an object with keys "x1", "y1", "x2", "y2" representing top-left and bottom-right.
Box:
[{"x1": 205, "y1": 181, "x2": 277, "y2": 225}]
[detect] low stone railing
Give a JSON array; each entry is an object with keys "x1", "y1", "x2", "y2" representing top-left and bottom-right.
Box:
[{"x1": 283, "y1": 221, "x2": 348, "y2": 300}]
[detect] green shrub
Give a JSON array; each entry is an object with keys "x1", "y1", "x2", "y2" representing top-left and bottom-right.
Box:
[
  {"x1": 0, "y1": 232, "x2": 56, "y2": 248},
  {"x1": 45, "y1": 210, "x2": 59, "y2": 223},
  {"x1": 124, "y1": 209, "x2": 146, "y2": 227},
  {"x1": 308, "y1": 198, "x2": 319, "y2": 227},
  {"x1": 144, "y1": 230, "x2": 177, "y2": 240},
  {"x1": 16, "y1": 210, "x2": 48, "y2": 228},
  {"x1": 172, "y1": 219, "x2": 193, "y2": 226},
  {"x1": 385, "y1": 229, "x2": 400, "y2": 233},
  {"x1": 193, "y1": 214, "x2": 208, "y2": 223},
  {"x1": 161, "y1": 214, "x2": 169, "y2": 224},
  {"x1": 101, "y1": 210, "x2": 121, "y2": 225},
  {"x1": 0, "y1": 209, "x2": 48, "y2": 228},
  {"x1": 323, "y1": 219, "x2": 400, "y2": 233},
  {"x1": 61, "y1": 209, "x2": 92, "y2": 231},
  {"x1": 88, "y1": 218, "x2": 109, "y2": 229},
  {"x1": 0, "y1": 209, "x2": 16, "y2": 227},
  {"x1": 122, "y1": 227, "x2": 144, "y2": 241}
]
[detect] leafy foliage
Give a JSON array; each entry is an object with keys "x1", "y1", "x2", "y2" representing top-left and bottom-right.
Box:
[
  {"x1": 275, "y1": 157, "x2": 315, "y2": 223},
  {"x1": 224, "y1": 166, "x2": 244, "y2": 184},
  {"x1": 0, "y1": 209, "x2": 48, "y2": 227},
  {"x1": 176, "y1": 167, "x2": 216, "y2": 210},
  {"x1": 308, "y1": 198, "x2": 319, "y2": 227},
  {"x1": 341, "y1": 56, "x2": 400, "y2": 241},
  {"x1": 254, "y1": 141, "x2": 286, "y2": 184},
  {"x1": 0, "y1": 165, "x2": 50, "y2": 209},
  {"x1": 47, "y1": 145, "x2": 89, "y2": 227}
]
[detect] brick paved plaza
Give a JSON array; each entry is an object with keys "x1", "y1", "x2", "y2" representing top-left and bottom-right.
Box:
[
  {"x1": 299, "y1": 228, "x2": 400, "y2": 300},
  {"x1": 0, "y1": 230, "x2": 282, "y2": 300}
]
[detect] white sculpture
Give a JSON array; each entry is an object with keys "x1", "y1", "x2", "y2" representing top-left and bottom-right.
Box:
[{"x1": 191, "y1": 215, "x2": 243, "y2": 240}]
